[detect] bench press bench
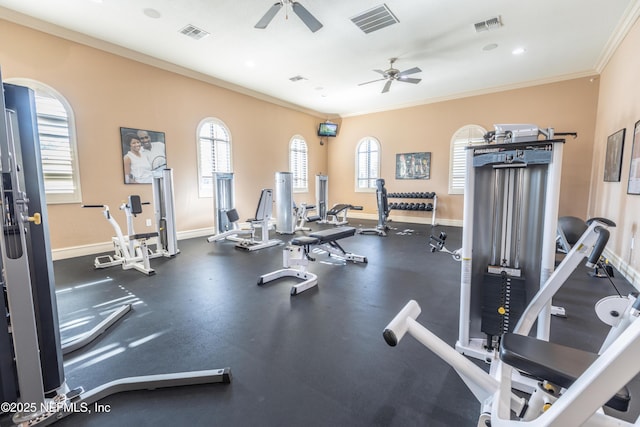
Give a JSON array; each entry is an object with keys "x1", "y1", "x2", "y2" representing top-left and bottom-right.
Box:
[{"x1": 257, "y1": 226, "x2": 367, "y2": 295}]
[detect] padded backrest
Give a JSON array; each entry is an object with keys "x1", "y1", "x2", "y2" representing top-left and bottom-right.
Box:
[
  {"x1": 558, "y1": 216, "x2": 588, "y2": 246},
  {"x1": 254, "y1": 189, "x2": 273, "y2": 220},
  {"x1": 129, "y1": 195, "x2": 142, "y2": 215},
  {"x1": 376, "y1": 178, "x2": 388, "y2": 214},
  {"x1": 226, "y1": 208, "x2": 240, "y2": 223}
]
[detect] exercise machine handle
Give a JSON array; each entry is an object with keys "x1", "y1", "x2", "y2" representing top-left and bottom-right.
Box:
[
  {"x1": 82, "y1": 204, "x2": 106, "y2": 208},
  {"x1": 586, "y1": 226, "x2": 610, "y2": 268},
  {"x1": 383, "y1": 300, "x2": 421, "y2": 346}
]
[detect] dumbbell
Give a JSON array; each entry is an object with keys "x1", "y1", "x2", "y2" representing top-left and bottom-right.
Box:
[{"x1": 426, "y1": 203, "x2": 433, "y2": 211}]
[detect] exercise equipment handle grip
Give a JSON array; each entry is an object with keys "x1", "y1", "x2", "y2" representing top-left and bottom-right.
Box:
[
  {"x1": 586, "y1": 226, "x2": 610, "y2": 268},
  {"x1": 383, "y1": 300, "x2": 421, "y2": 346},
  {"x1": 82, "y1": 204, "x2": 106, "y2": 208}
]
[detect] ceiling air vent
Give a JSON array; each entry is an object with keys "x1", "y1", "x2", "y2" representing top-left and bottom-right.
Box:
[
  {"x1": 474, "y1": 16, "x2": 502, "y2": 33},
  {"x1": 179, "y1": 24, "x2": 210, "y2": 40},
  {"x1": 351, "y1": 4, "x2": 399, "y2": 34},
  {"x1": 289, "y1": 75, "x2": 307, "y2": 82}
]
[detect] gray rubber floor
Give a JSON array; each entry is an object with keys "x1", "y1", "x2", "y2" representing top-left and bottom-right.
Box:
[{"x1": 4, "y1": 219, "x2": 638, "y2": 426}]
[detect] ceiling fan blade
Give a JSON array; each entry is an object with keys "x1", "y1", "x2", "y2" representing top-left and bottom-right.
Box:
[
  {"x1": 399, "y1": 77, "x2": 421, "y2": 84},
  {"x1": 397, "y1": 67, "x2": 422, "y2": 77},
  {"x1": 382, "y1": 80, "x2": 392, "y2": 93},
  {"x1": 373, "y1": 69, "x2": 386, "y2": 76},
  {"x1": 292, "y1": 2, "x2": 323, "y2": 32},
  {"x1": 358, "y1": 78, "x2": 386, "y2": 86},
  {"x1": 255, "y1": 2, "x2": 283, "y2": 29}
]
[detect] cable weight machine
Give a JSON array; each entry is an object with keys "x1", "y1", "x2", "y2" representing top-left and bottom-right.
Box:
[
  {"x1": 456, "y1": 124, "x2": 577, "y2": 360},
  {"x1": 0, "y1": 72, "x2": 230, "y2": 426}
]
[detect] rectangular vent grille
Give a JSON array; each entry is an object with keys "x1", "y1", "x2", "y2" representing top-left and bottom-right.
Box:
[
  {"x1": 474, "y1": 16, "x2": 502, "y2": 33},
  {"x1": 179, "y1": 24, "x2": 210, "y2": 40},
  {"x1": 351, "y1": 4, "x2": 399, "y2": 34}
]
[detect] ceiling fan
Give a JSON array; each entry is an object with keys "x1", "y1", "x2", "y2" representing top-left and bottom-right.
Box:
[
  {"x1": 359, "y1": 58, "x2": 422, "y2": 93},
  {"x1": 255, "y1": 1, "x2": 323, "y2": 33}
]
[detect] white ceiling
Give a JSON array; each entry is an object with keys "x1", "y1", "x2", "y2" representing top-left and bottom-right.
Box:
[{"x1": 1, "y1": 0, "x2": 639, "y2": 117}]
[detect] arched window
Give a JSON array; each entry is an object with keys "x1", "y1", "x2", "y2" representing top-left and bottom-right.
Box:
[
  {"x1": 289, "y1": 136, "x2": 308, "y2": 192},
  {"x1": 449, "y1": 125, "x2": 487, "y2": 194},
  {"x1": 6, "y1": 78, "x2": 82, "y2": 204},
  {"x1": 356, "y1": 137, "x2": 380, "y2": 190},
  {"x1": 197, "y1": 118, "x2": 232, "y2": 197}
]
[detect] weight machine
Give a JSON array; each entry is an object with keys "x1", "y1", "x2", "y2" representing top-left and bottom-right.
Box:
[
  {"x1": 384, "y1": 218, "x2": 640, "y2": 426},
  {"x1": 358, "y1": 178, "x2": 391, "y2": 236},
  {"x1": 315, "y1": 174, "x2": 328, "y2": 222},
  {"x1": 275, "y1": 171, "x2": 295, "y2": 234},
  {"x1": 83, "y1": 169, "x2": 178, "y2": 276},
  {"x1": 429, "y1": 124, "x2": 576, "y2": 360},
  {"x1": 207, "y1": 188, "x2": 282, "y2": 251},
  {"x1": 0, "y1": 75, "x2": 230, "y2": 426}
]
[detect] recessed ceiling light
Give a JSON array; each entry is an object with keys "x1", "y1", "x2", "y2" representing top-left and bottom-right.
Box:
[
  {"x1": 143, "y1": 8, "x2": 162, "y2": 19},
  {"x1": 512, "y1": 47, "x2": 526, "y2": 55},
  {"x1": 482, "y1": 43, "x2": 498, "y2": 51}
]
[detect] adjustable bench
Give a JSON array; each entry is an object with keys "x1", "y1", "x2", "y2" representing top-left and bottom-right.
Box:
[
  {"x1": 322, "y1": 204, "x2": 363, "y2": 226},
  {"x1": 257, "y1": 226, "x2": 367, "y2": 295}
]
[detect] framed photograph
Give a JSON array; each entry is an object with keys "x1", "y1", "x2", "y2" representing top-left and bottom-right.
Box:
[
  {"x1": 396, "y1": 152, "x2": 431, "y2": 180},
  {"x1": 120, "y1": 127, "x2": 167, "y2": 184},
  {"x1": 603, "y1": 128, "x2": 625, "y2": 182},
  {"x1": 628, "y1": 120, "x2": 640, "y2": 194}
]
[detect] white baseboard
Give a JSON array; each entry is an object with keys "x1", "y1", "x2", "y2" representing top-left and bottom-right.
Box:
[
  {"x1": 347, "y1": 212, "x2": 462, "y2": 227},
  {"x1": 603, "y1": 248, "x2": 640, "y2": 292},
  {"x1": 51, "y1": 227, "x2": 215, "y2": 261}
]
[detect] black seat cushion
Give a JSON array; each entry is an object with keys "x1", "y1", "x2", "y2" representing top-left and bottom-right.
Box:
[
  {"x1": 500, "y1": 333, "x2": 630, "y2": 411},
  {"x1": 290, "y1": 236, "x2": 319, "y2": 246},
  {"x1": 308, "y1": 227, "x2": 356, "y2": 243},
  {"x1": 130, "y1": 232, "x2": 159, "y2": 240}
]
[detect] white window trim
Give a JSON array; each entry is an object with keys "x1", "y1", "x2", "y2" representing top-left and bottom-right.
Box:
[
  {"x1": 196, "y1": 117, "x2": 233, "y2": 198},
  {"x1": 448, "y1": 124, "x2": 487, "y2": 195},
  {"x1": 6, "y1": 78, "x2": 82, "y2": 204},
  {"x1": 289, "y1": 135, "x2": 308, "y2": 193},
  {"x1": 355, "y1": 136, "x2": 381, "y2": 193}
]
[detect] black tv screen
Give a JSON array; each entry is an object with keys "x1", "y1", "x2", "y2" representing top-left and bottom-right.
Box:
[{"x1": 318, "y1": 122, "x2": 338, "y2": 137}]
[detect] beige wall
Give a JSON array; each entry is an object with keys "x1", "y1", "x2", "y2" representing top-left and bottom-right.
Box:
[
  {"x1": 3, "y1": 16, "x2": 638, "y2": 286},
  {"x1": 0, "y1": 19, "x2": 326, "y2": 251},
  {"x1": 330, "y1": 78, "x2": 600, "y2": 224},
  {"x1": 589, "y1": 17, "x2": 640, "y2": 286}
]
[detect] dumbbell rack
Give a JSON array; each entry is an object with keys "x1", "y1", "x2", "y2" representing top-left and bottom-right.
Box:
[{"x1": 388, "y1": 192, "x2": 438, "y2": 226}]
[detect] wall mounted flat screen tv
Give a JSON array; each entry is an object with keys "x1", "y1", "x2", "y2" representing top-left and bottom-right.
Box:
[{"x1": 318, "y1": 122, "x2": 338, "y2": 137}]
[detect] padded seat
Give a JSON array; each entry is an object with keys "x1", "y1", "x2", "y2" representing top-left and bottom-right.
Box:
[
  {"x1": 130, "y1": 232, "x2": 159, "y2": 240},
  {"x1": 500, "y1": 333, "x2": 630, "y2": 411},
  {"x1": 309, "y1": 226, "x2": 356, "y2": 242},
  {"x1": 290, "y1": 235, "x2": 319, "y2": 246}
]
